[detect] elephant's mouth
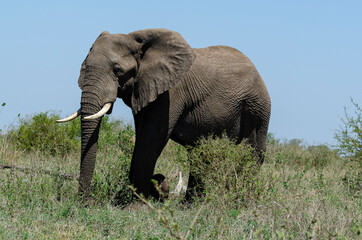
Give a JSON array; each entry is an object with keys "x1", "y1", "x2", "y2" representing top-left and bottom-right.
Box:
[{"x1": 56, "y1": 102, "x2": 114, "y2": 122}]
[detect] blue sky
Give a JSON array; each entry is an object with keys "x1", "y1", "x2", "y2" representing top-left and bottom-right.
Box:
[{"x1": 0, "y1": 1, "x2": 361, "y2": 145}]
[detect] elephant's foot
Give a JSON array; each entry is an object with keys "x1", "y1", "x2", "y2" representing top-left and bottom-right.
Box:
[
  {"x1": 149, "y1": 174, "x2": 169, "y2": 202},
  {"x1": 184, "y1": 171, "x2": 205, "y2": 204}
]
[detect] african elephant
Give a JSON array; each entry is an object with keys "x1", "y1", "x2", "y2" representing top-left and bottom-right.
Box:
[{"x1": 57, "y1": 28, "x2": 271, "y2": 201}]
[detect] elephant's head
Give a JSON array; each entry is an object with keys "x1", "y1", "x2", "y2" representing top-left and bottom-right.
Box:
[{"x1": 58, "y1": 29, "x2": 195, "y2": 198}]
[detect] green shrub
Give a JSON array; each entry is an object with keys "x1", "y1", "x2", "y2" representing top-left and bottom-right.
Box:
[
  {"x1": 5, "y1": 110, "x2": 136, "y2": 204},
  {"x1": 306, "y1": 144, "x2": 340, "y2": 168},
  {"x1": 8, "y1": 111, "x2": 135, "y2": 157},
  {"x1": 9, "y1": 111, "x2": 81, "y2": 156},
  {"x1": 97, "y1": 116, "x2": 134, "y2": 152},
  {"x1": 267, "y1": 137, "x2": 339, "y2": 169},
  {"x1": 183, "y1": 135, "x2": 263, "y2": 207},
  {"x1": 335, "y1": 98, "x2": 362, "y2": 163},
  {"x1": 91, "y1": 119, "x2": 135, "y2": 205},
  {"x1": 267, "y1": 132, "x2": 280, "y2": 146},
  {"x1": 334, "y1": 98, "x2": 362, "y2": 198}
]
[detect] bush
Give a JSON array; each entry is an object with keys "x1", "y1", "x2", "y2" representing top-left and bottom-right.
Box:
[
  {"x1": 183, "y1": 135, "x2": 263, "y2": 207},
  {"x1": 8, "y1": 111, "x2": 135, "y2": 157},
  {"x1": 267, "y1": 136, "x2": 339, "y2": 169},
  {"x1": 91, "y1": 122, "x2": 135, "y2": 205},
  {"x1": 267, "y1": 132, "x2": 280, "y2": 146},
  {"x1": 335, "y1": 98, "x2": 362, "y2": 163},
  {"x1": 5, "y1": 110, "x2": 136, "y2": 204},
  {"x1": 97, "y1": 116, "x2": 134, "y2": 152},
  {"x1": 9, "y1": 111, "x2": 81, "y2": 156},
  {"x1": 334, "y1": 98, "x2": 362, "y2": 198}
]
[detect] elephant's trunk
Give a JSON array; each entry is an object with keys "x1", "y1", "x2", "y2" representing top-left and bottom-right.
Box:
[{"x1": 79, "y1": 91, "x2": 103, "y2": 199}]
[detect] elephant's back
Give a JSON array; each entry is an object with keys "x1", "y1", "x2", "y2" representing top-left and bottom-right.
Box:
[
  {"x1": 194, "y1": 45, "x2": 256, "y2": 70},
  {"x1": 170, "y1": 46, "x2": 269, "y2": 145},
  {"x1": 197, "y1": 46, "x2": 271, "y2": 124},
  {"x1": 192, "y1": 46, "x2": 268, "y2": 103},
  {"x1": 193, "y1": 46, "x2": 262, "y2": 90}
]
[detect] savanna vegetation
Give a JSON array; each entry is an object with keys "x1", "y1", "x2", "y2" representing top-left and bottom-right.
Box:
[{"x1": 0, "y1": 100, "x2": 360, "y2": 239}]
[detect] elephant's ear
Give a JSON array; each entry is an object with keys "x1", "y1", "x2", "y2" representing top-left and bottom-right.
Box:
[{"x1": 129, "y1": 29, "x2": 195, "y2": 113}]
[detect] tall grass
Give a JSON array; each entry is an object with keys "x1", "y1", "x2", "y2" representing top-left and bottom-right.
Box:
[{"x1": 0, "y1": 111, "x2": 361, "y2": 239}]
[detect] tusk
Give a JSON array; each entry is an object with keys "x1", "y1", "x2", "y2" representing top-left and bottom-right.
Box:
[
  {"x1": 56, "y1": 109, "x2": 80, "y2": 123},
  {"x1": 83, "y1": 103, "x2": 112, "y2": 120},
  {"x1": 172, "y1": 171, "x2": 185, "y2": 196}
]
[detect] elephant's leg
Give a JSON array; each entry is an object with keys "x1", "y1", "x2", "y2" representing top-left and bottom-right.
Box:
[
  {"x1": 184, "y1": 149, "x2": 205, "y2": 202},
  {"x1": 255, "y1": 123, "x2": 269, "y2": 165},
  {"x1": 130, "y1": 124, "x2": 169, "y2": 198},
  {"x1": 129, "y1": 96, "x2": 171, "y2": 198},
  {"x1": 238, "y1": 111, "x2": 261, "y2": 159},
  {"x1": 185, "y1": 167, "x2": 205, "y2": 202},
  {"x1": 239, "y1": 113, "x2": 268, "y2": 165}
]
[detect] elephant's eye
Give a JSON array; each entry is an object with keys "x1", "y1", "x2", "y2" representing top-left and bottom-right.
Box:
[{"x1": 113, "y1": 65, "x2": 124, "y2": 76}]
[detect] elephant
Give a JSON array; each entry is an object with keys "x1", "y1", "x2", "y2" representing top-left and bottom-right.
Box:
[{"x1": 57, "y1": 28, "x2": 271, "y2": 202}]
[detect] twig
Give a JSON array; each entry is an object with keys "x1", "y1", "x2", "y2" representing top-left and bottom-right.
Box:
[
  {"x1": 131, "y1": 188, "x2": 184, "y2": 240},
  {"x1": 132, "y1": 189, "x2": 161, "y2": 213},
  {"x1": 131, "y1": 185, "x2": 208, "y2": 240},
  {"x1": 0, "y1": 164, "x2": 78, "y2": 180},
  {"x1": 306, "y1": 203, "x2": 321, "y2": 240},
  {"x1": 184, "y1": 201, "x2": 207, "y2": 239}
]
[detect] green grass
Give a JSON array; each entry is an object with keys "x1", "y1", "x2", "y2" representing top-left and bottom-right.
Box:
[{"x1": 0, "y1": 112, "x2": 361, "y2": 239}]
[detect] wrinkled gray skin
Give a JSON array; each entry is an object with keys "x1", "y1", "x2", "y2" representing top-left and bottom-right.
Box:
[{"x1": 75, "y1": 29, "x2": 271, "y2": 201}]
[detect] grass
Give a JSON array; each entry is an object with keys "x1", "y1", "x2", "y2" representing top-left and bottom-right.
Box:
[{"x1": 0, "y1": 113, "x2": 361, "y2": 239}]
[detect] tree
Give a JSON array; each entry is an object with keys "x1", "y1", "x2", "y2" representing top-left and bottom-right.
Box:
[{"x1": 335, "y1": 98, "x2": 361, "y2": 162}]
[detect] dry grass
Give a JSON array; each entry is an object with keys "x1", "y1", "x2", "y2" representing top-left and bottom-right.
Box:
[{"x1": 0, "y1": 132, "x2": 361, "y2": 239}]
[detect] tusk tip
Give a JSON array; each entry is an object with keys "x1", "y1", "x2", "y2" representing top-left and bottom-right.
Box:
[
  {"x1": 83, "y1": 116, "x2": 93, "y2": 120},
  {"x1": 56, "y1": 109, "x2": 81, "y2": 123}
]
